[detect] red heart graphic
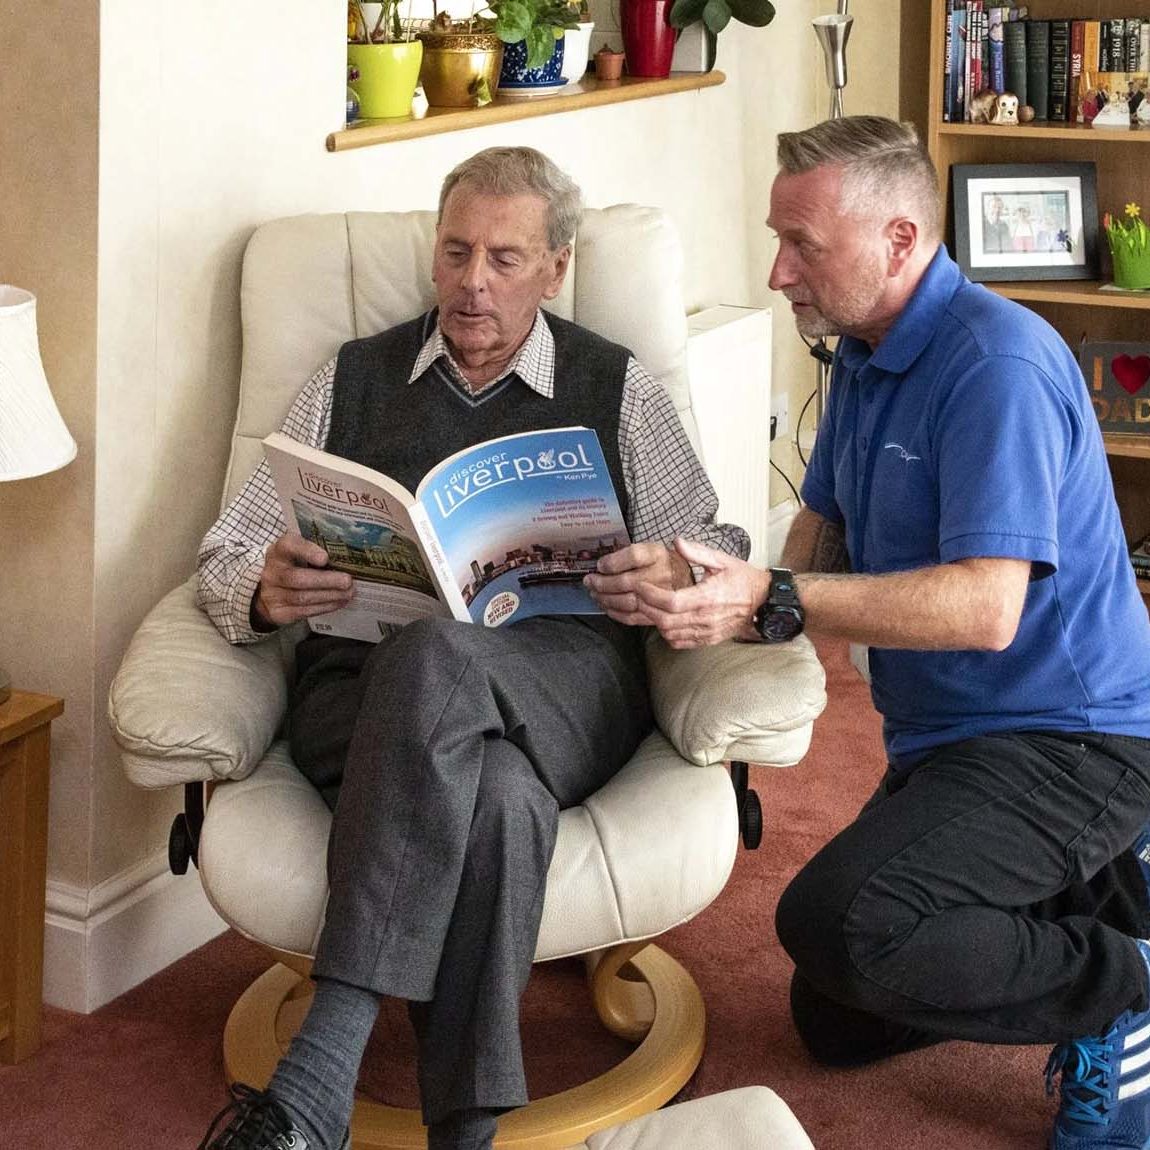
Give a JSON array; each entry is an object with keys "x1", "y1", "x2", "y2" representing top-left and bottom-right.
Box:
[{"x1": 1111, "y1": 354, "x2": 1150, "y2": 395}]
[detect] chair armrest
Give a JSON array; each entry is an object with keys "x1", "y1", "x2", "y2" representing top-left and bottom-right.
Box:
[
  {"x1": 646, "y1": 632, "x2": 826, "y2": 767},
  {"x1": 108, "y1": 575, "x2": 290, "y2": 788}
]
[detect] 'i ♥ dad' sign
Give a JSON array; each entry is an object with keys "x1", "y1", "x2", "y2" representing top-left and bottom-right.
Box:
[{"x1": 1079, "y1": 342, "x2": 1150, "y2": 434}]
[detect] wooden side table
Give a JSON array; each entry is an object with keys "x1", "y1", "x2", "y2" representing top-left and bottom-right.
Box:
[{"x1": 0, "y1": 690, "x2": 63, "y2": 1063}]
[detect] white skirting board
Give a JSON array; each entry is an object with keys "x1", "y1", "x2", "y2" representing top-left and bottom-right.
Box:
[
  {"x1": 43, "y1": 849, "x2": 227, "y2": 1013},
  {"x1": 767, "y1": 498, "x2": 798, "y2": 568}
]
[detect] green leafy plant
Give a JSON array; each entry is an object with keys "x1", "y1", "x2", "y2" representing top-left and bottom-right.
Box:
[{"x1": 668, "y1": 0, "x2": 774, "y2": 34}]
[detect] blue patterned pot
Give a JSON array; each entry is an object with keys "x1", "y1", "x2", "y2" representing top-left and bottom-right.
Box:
[{"x1": 497, "y1": 35, "x2": 565, "y2": 88}]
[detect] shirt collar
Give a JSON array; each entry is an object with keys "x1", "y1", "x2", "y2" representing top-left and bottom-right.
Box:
[
  {"x1": 837, "y1": 245, "x2": 966, "y2": 376},
  {"x1": 408, "y1": 308, "x2": 555, "y2": 399}
]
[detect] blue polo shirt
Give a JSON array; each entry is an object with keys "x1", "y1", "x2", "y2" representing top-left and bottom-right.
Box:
[{"x1": 802, "y1": 245, "x2": 1150, "y2": 767}]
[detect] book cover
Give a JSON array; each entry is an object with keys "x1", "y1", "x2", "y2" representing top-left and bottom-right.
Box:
[
  {"x1": 1079, "y1": 342, "x2": 1150, "y2": 437},
  {"x1": 264, "y1": 427, "x2": 631, "y2": 640},
  {"x1": 1003, "y1": 17, "x2": 1027, "y2": 105},
  {"x1": 1026, "y1": 19, "x2": 1051, "y2": 120},
  {"x1": 414, "y1": 428, "x2": 631, "y2": 628},
  {"x1": 1077, "y1": 71, "x2": 1150, "y2": 126}
]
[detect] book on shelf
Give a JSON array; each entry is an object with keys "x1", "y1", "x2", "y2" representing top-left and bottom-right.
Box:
[
  {"x1": 988, "y1": 6, "x2": 1007, "y2": 92},
  {"x1": 947, "y1": 3, "x2": 969, "y2": 121},
  {"x1": 1127, "y1": 16, "x2": 1144, "y2": 72},
  {"x1": 1050, "y1": 18, "x2": 1071, "y2": 120},
  {"x1": 263, "y1": 427, "x2": 631, "y2": 642},
  {"x1": 1004, "y1": 15, "x2": 1028, "y2": 104},
  {"x1": 1076, "y1": 70, "x2": 1150, "y2": 126},
  {"x1": 1026, "y1": 18, "x2": 1051, "y2": 120},
  {"x1": 1130, "y1": 533, "x2": 1150, "y2": 580}
]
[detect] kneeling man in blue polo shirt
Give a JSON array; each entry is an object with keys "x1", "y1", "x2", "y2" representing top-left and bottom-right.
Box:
[{"x1": 609, "y1": 115, "x2": 1150, "y2": 1150}]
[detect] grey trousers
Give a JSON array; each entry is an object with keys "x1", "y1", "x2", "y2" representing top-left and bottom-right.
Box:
[{"x1": 289, "y1": 615, "x2": 652, "y2": 1124}]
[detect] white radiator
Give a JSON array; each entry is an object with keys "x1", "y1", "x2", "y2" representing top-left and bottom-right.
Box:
[{"x1": 685, "y1": 306, "x2": 773, "y2": 568}]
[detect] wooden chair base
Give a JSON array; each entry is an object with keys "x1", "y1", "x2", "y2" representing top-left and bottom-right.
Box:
[{"x1": 222, "y1": 941, "x2": 706, "y2": 1150}]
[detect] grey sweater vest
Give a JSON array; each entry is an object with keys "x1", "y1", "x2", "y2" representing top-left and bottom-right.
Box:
[{"x1": 325, "y1": 309, "x2": 631, "y2": 519}]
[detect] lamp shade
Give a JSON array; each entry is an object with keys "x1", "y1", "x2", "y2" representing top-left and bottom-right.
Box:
[{"x1": 0, "y1": 286, "x2": 77, "y2": 481}]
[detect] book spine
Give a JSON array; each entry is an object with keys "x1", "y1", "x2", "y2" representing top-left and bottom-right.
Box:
[
  {"x1": 1127, "y1": 16, "x2": 1142, "y2": 73},
  {"x1": 969, "y1": 0, "x2": 985, "y2": 105},
  {"x1": 1049, "y1": 18, "x2": 1070, "y2": 121},
  {"x1": 989, "y1": 7, "x2": 1006, "y2": 91},
  {"x1": 952, "y1": 6, "x2": 969, "y2": 121},
  {"x1": 1070, "y1": 19, "x2": 1085, "y2": 115},
  {"x1": 1026, "y1": 19, "x2": 1051, "y2": 121},
  {"x1": 944, "y1": 0, "x2": 956, "y2": 121},
  {"x1": 1004, "y1": 16, "x2": 1028, "y2": 104},
  {"x1": 1105, "y1": 18, "x2": 1125, "y2": 73},
  {"x1": 1142, "y1": 19, "x2": 1150, "y2": 73}
]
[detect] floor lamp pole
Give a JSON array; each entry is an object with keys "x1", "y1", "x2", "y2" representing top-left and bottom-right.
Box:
[{"x1": 810, "y1": 2, "x2": 853, "y2": 424}]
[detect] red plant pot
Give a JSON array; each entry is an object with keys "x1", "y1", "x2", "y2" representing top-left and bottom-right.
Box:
[{"x1": 620, "y1": 0, "x2": 676, "y2": 78}]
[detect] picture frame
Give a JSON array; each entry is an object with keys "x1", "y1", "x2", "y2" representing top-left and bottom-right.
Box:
[{"x1": 951, "y1": 162, "x2": 1100, "y2": 283}]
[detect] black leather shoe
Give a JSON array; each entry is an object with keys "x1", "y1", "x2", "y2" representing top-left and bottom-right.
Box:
[{"x1": 197, "y1": 1083, "x2": 349, "y2": 1149}]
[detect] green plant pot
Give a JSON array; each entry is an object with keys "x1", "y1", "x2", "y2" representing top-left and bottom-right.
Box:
[{"x1": 348, "y1": 41, "x2": 424, "y2": 119}]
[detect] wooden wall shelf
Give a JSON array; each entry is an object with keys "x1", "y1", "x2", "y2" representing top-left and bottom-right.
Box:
[
  {"x1": 984, "y1": 282, "x2": 1150, "y2": 309},
  {"x1": 939, "y1": 122, "x2": 1150, "y2": 143},
  {"x1": 327, "y1": 71, "x2": 725, "y2": 152}
]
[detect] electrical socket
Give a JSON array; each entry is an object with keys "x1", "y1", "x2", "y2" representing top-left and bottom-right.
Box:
[{"x1": 771, "y1": 391, "x2": 789, "y2": 439}]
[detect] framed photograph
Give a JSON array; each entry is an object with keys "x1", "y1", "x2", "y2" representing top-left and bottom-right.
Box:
[{"x1": 952, "y1": 162, "x2": 1099, "y2": 282}]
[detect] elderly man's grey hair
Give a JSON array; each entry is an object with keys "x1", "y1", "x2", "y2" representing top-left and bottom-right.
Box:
[
  {"x1": 438, "y1": 147, "x2": 584, "y2": 251},
  {"x1": 776, "y1": 116, "x2": 941, "y2": 241}
]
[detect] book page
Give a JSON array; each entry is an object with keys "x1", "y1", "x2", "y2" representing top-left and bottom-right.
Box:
[
  {"x1": 263, "y1": 432, "x2": 454, "y2": 641},
  {"x1": 414, "y1": 427, "x2": 631, "y2": 628}
]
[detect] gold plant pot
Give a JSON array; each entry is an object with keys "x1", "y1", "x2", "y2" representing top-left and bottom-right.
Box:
[{"x1": 418, "y1": 31, "x2": 504, "y2": 107}]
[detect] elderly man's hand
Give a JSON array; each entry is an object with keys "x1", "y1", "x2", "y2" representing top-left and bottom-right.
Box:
[
  {"x1": 252, "y1": 532, "x2": 355, "y2": 630},
  {"x1": 633, "y1": 538, "x2": 771, "y2": 647},
  {"x1": 584, "y1": 541, "x2": 693, "y2": 626}
]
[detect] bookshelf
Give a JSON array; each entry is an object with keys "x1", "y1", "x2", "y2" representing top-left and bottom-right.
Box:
[{"x1": 913, "y1": 0, "x2": 1150, "y2": 592}]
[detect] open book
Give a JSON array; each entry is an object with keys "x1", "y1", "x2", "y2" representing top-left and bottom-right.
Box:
[{"x1": 264, "y1": 428, "x2": 631, "y2": 641}]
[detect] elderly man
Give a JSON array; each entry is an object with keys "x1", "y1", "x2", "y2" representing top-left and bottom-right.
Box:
[
  {"x1": 631, "y1": 117, "x2": 1150, "y2": 1150},
  {"x1": 194, "y1": 146, "x2": 747, "y2": 1150}
]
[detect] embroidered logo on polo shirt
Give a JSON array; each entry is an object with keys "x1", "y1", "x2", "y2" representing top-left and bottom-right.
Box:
[{"x1": 883, "y1": 442, "x2": 921, "y2": 463}]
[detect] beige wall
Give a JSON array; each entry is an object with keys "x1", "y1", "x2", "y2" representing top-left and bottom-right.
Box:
[{"x1": 0, "y1": 0, "x2": 899, "y2": 1005}]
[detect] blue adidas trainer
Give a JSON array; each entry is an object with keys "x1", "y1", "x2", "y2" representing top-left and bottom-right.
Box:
[{"x1": 1047, "y1": 942, "x2": 1150, "y2": 1150}]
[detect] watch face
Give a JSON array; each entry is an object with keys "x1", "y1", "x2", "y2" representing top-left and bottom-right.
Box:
[{"x1": 758, "y1": 605, "x2": 804, "y2": 643}]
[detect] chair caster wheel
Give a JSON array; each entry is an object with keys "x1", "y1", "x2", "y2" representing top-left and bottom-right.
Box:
[
  {"x1": 169, "y1": 813, "x2": 195, "y2": 874},
  {"x1": 740, "y1": 787, "x2": 763, "y2": 850}
]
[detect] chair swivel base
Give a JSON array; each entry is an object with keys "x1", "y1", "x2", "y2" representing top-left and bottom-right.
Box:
[{"x1": 222, "y1": 941, "x2": 706, "y2": 1150}]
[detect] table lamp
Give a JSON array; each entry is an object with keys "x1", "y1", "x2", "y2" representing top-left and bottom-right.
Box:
[{"x1": 0, "y1": 286, "x2": 78, "y2": 706}]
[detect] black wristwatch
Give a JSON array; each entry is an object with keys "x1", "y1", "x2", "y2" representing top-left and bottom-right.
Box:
[{"x1": 753, "y1": 568, "x2": 805, "y2": 644}]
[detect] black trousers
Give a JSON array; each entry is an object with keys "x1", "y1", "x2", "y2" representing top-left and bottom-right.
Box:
[
  {"x1": 775, "y1": 730, "x2": 1150, "y2": 1067},
  {"x1": 288, "y1": 615, "x2": 651, "y2": 1124}
]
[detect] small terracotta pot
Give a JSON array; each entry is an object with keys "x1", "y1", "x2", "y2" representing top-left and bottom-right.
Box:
[{"x1": 594, "y1": 48, "x2": 625, "y2": 81}]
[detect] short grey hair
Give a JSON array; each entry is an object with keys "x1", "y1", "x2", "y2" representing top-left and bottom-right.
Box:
[
  {"x1": 438, "y1": 147, "x2": 584, "y2": 251},
  {"x1": 776, "y1": 116, "x2": 941, "y2": 241}
]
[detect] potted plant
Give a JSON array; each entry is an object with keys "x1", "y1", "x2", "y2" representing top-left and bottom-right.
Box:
[
  {"x1": 667, "y1": 0, "x2": 775, "y2": 73},
  {"x1": 418, "y1": 11, "x2": 506, "y2": 108},
  {"x1": 490, "y1": 0, "x2": 581, "y2": 90},
  {"x1": 347, "y1": 0, "x2": 423, "y2": 119},
  {"x1": 560, "y1": 0, "x2": 595, "y2": 84}
]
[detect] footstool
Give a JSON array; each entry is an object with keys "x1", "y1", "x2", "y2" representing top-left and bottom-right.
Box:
[{"x1": 575, "y1": 1087, "x2": 815, "y2": 1149}]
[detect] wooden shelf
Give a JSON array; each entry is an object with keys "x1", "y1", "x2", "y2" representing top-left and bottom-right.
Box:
[
  {"x1": 327, "y1": 71, "x2": 726, "y2": 151},
  {"x1": 1104, "y1": 434, "x2": 1150, "y2": 460},
  {"x1": 984, "y1": 281, "x2": 1150, "y2": 309},
  {"x1": 939, "y1": 122, "x2": 1150, "y2": 143}
]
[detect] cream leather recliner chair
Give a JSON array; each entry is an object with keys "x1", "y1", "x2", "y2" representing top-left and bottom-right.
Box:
[{"x1": 108, "y1": 205, "x2": 826, "y2": 1150}]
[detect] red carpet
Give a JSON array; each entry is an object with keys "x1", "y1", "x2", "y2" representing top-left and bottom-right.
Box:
[{"x1": 0, "y1": 640, "x2": 1053, "y2": 1148}]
